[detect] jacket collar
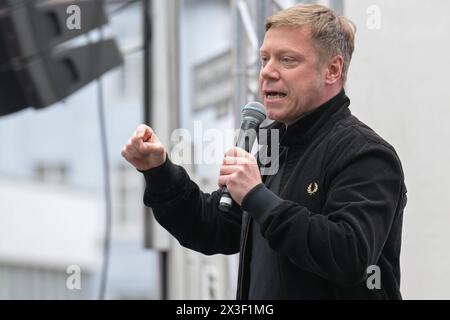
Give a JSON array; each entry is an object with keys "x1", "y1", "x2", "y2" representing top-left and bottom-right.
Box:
[{"x1": 262, "y1": 89, "x2": 351, "y2": 147}]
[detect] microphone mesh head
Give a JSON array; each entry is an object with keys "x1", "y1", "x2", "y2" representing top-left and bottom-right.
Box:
[{"x1": 242, "y1": 101, "x2": 266, "y2": 124}]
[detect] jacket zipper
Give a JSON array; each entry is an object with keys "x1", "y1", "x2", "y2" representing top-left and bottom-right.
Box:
[
  {"x1": 281, "y1": 146, "x2": 289, "y2": 190},
  {"x1": 238, "y1": 213, "x2": 251, "y2": 299},
  {"x1": 237, "y1": 146, "x2": 289, "y2": 299}
]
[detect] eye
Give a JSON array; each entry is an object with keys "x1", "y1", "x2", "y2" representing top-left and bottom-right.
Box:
[
  {"x1": 280, "y1": 56, "x2": 296, "y2": 65},
  {"x1": 259, "y1": 56, "x2": 269, "y2": 67}
]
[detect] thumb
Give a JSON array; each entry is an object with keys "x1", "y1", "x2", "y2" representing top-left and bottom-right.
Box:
[
  {"x1": 142, "y1": 127, "x2": 153, "y2": 142},
  {"x1": 139, "y1": 139, "x2": 164, "y2": 155},
  {"x1": 136, "y1": 125, "x2": 153, "y2": 142}
]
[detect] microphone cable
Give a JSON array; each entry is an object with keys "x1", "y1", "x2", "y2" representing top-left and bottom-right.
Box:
[
  {"x1": 96, "y1": 40, "x2": 112, "y2": 301},
  {"x1": 89, "y1": 2, "x2": 112, "y2": 299}
]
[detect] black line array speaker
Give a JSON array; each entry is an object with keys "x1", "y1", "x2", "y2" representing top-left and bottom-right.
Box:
[{"x1": 0, "y1": 0, "x2": 123, "y2": 116}]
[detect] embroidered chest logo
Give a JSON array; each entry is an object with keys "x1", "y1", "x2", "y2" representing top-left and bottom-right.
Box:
[{"x1": 307, "y1": 182, "x2": 319, "y2": 196}]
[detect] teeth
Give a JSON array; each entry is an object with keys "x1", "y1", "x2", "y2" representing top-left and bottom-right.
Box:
[{"x1": 266, "y1": 93, "x2": 286, "y2": 99}]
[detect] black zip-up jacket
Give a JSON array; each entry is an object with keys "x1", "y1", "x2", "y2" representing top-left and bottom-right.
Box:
[{"x1": 142, "y1": 90, "x2": 407, "y2": 299}]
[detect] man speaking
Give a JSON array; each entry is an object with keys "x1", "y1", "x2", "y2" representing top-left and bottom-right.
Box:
[{"x1": 122, "y1": 4, "x2": 407, "y2": 299}]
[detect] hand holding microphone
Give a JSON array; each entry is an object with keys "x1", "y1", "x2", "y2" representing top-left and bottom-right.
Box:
[{"x1": 218, "y1": 102, "x2": 266, "y2": 212}]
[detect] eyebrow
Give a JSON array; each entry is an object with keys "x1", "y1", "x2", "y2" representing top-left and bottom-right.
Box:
[{"x1": 259, "y1": 49, "x2": 306, "y2": 59}]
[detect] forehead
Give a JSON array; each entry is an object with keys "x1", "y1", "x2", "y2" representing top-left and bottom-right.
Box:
[{"x1": 260, "y1": 26, "x2": 316, "y2": 54}]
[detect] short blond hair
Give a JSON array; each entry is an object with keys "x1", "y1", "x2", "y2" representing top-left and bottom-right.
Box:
[{"x1": 266, "y1": 4, "x2": 356, "y2": 85}]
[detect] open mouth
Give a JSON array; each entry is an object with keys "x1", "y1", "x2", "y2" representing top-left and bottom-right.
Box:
[{"x1": 264, "y1": 91, "x2": 287, "y2": 100}]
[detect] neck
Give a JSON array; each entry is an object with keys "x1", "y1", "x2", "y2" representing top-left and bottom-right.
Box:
[{"x1": 284, "y1": 86, "x2": 343, "y2": 128}]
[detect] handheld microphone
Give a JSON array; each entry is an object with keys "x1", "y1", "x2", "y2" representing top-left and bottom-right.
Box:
[{"x1": 219, "y1": 102, "x2": 266, "y2": 212}]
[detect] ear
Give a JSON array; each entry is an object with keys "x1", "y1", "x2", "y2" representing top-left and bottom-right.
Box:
[{"x1": 325, "y1": 55, "x2": 344, "y2": 85}]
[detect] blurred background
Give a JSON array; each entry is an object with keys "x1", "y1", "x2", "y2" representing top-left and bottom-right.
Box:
[{"x1": 0, "y1": 0, "x2": 448, "y2": 300}]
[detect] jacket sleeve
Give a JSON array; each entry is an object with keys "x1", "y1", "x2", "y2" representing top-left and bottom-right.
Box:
[
  {"x1": 241, "y1": 142, "x2": 406, "y2": 287},
  {"x1": 141, "y1": 156, "x2": 242, "y2": 255}
]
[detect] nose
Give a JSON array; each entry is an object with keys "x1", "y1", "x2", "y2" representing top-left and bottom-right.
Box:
[{"x1": 260, "y1": 59, "x2": 280, "y2": 81}]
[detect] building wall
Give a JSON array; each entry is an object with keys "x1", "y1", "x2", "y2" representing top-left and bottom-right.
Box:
[
  {"x1": 0, "y1": 179, "x2": 101, "y2": 299},
  {"x1": 345, "y1": 0, "x2": 450, "y2": 299}
]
